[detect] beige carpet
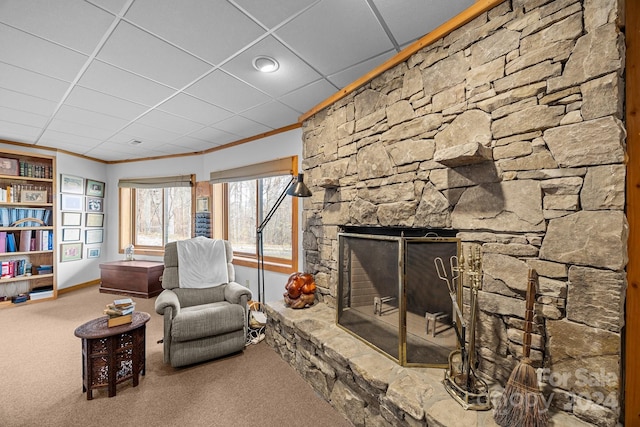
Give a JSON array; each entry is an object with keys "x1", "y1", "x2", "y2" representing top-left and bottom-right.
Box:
[{"x1": 0, "y1": 286, "x2": 352, "y2": 427}]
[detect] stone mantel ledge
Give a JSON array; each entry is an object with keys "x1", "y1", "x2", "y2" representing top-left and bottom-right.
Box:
[{"x1": 264, "y1": 300, "x2": 592, "y2": 427}]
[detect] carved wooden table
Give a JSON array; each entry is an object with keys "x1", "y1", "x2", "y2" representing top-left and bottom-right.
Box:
[{"x1": 74, "y1": 311, "x2": 150, "y2": 400}]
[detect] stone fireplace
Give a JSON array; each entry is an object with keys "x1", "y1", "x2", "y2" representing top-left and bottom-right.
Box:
[{"x1": 268, "y1": 1, "x2": 627, "y2": 426}]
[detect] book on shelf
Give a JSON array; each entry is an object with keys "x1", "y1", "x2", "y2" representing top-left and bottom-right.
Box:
[
  {"x1": 19, "y1": 229, "x2": 31, "y2": 252},
  {"x1": 107, "y1": 313, "x2": 133, "y2": 327},
  {"x1": 6, "y1": 233, "x2": 16, "y2": 252}
]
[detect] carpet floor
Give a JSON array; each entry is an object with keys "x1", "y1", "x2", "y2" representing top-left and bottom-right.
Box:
[{"x1": 0, "y1": 286, "x2": 353, "y2": 427}]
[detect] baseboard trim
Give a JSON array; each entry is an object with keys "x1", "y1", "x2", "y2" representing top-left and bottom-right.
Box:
[{"x1": 58, "y1": 279, "x2": 100, "y2": 295}]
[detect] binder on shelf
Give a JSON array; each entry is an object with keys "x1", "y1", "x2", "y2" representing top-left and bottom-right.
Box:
[{"x1": 0, "y1": 231, "x2": 6, "y2": 253}]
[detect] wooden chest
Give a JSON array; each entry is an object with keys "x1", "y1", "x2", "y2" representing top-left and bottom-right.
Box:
[{"x1": 99, "y1": 260, "x2": 164, "y2": 298}]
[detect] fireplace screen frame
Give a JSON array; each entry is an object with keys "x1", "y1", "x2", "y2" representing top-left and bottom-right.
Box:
[{"x1": 337, "y1": 232, "x2": 462, "y2": 368}]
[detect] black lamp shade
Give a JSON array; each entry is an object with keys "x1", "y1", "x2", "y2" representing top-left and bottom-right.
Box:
[{"x1": 286, "y1": 173, "x2": 312, "y2": 197}]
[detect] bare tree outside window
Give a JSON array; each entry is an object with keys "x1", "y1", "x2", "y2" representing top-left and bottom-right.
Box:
[
  {"x1": 227, "y1": 175, "x2": 292, "y2": 261},
  {"x1": 135, "y1": 187, "x2": 191, "y2": 246}
]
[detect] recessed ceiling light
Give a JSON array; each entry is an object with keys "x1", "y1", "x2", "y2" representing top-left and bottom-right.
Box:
[{"x1": 253, "y1": 56, "x2": 279, "y2": 73}]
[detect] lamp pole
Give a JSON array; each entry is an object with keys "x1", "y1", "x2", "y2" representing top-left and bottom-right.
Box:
[{"x1": 255, "y1": 173, "x2": 311, "y2": 304}]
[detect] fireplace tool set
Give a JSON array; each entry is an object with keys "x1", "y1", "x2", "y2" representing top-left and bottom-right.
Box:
[{"x1": 435, "y1": 247, "x2": 491, "y2": 410}]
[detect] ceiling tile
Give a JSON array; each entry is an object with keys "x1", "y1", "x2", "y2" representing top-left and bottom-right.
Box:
[
  {"x1": 136, "y1": 109, "x2": 205, "y2": 135},
  {"x1": 211, "y1": 115, "x2": 269, "y2": 138},
  {"x1": 373, "y1": 0, "x2": 474, "y2": 46},
  {"x1": 86, "y1": 0, "x2": 130, "y2": 16},
  {"x1": 54, "y1": 105, "x2": 130, "y2": 132},
  {"x1": 120, "y1": 122, "x2": 182, "y2": 144},
  {"x1": 97, "y1": 21, "x2": 212, "y2": 89},
  {"x1": 275, "y1": 0, "x2": 393, "y2": 76},
  {"x1": 65, "y1": 86, "x2": 149, "y2": 121},
  {"x1": 0, "y1": 88, "x2": 57, "y2": 117},
  {"x1": 241, "y1": 101, "x2": 301, "y2": 129},
  {"x1": 0, "y1": 120, "x2": 41, "y2": 143},
  {"x1": 78, "y1": 60, "x2": 175, "y2": 106},
  {"x1": 166, "y1": 136, "x2": 222, "y2": 152},
  {"x1": 47, "y1": 118, "x2": 114, "y2": 141},
  {"x1": 0, "y1": 0, "x2": 116, "y2": 54},
  {"x1": 221, "y1": 36, "x2": 322, "y2": 98},
  {"x1": 124, "y1": 0, "x2": 265, "y2": 64},
  {"x1": 155, "y1": 140, "x2": 217, "y2": 155},
  {"x1": 235, "y1": 0, "x2": 318, "y2": 29},
  {"x1": 185, "y1": 70, "x2": 271, "y2": 113},
  {"x1": 93, "y1": 139, "x2": 169, "y2": 158},
  {"x1": 0, "y1": 23, "x2": 88, "y2": 81},
  {"x1": 0, "y1": 62, "x2": 70, "y2": 102},
  {"x1": 189, "y1": 127, "x2": 240, "y2": 146},
  {"x1": 39, "y1": 129, "x2": 103, "y2": 149},
  {"x1": 327, "y1": 50, "x2": 396, "y2": 88},
  {"x1": 278, "y1": 78, "x2": 338, "y2": 113},
  {"x1": 157, "y1": 93, "x2": 234, "y2": 125},
  {"x1": 0, "y1": 106, "x2": 49, "y2": 129},
  {"x1": 104, "y1": 132, "x2": 139, "y2": 145}
]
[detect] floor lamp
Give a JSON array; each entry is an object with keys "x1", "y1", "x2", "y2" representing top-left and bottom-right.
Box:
[{"x1": 256, "y1": 173, "x2": 312, "y2": 305}]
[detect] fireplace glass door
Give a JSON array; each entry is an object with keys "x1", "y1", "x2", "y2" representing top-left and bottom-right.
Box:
[{"x1": 337, "y1": 232, "x2": 460, "y2": 367}]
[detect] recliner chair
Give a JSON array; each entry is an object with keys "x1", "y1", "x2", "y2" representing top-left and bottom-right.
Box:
[{"x1": 155, "y1": 239, "x2": 252, "y2": 368}]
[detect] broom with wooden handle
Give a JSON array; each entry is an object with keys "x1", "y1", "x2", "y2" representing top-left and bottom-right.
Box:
[{"x1": 494, "y1": 269, "x2": 549, "y2": 427}]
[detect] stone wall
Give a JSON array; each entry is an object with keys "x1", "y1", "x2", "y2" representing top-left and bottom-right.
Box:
[{"x1": 299, "y1": 1, "x2": 626, "y2": 425}]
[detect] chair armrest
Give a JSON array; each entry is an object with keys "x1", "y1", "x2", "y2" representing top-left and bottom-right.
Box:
[
  {"x1": 225, "y1": 281, "x2": 252, "y2": 305},
  {"x1": 155, "y1": 289, "x2": 181, "y2": 317}
]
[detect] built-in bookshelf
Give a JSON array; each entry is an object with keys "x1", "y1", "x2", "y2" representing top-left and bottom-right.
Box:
[{"x1": 0, "y1": 149, "x2": 56, "y2": 307}]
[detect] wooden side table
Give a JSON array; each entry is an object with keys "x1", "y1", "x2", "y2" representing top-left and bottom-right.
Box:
[{"x1": 74, "y1": 311, "x2": 150, "y2": 400}]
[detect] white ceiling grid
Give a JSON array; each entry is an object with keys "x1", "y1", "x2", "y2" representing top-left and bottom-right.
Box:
[{"x1": 0, "y1": 0, "x2": 474, "y2": 162}]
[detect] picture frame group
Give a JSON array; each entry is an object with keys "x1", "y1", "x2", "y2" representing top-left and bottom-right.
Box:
[{"x1": 60, "y1": 174, "x2": 106, "y2": 260}]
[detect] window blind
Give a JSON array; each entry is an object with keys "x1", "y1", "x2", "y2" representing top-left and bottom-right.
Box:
[
  {"x1": 118, "y1": 174, "x2": 194, "y2": 188},
  {"x1": 209, "y1": 156, "x2": 295, "y2": 184}
]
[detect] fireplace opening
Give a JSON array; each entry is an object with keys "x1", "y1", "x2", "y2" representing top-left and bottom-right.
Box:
[{"x1": 337, "y1": 227, "x2": 461, "y2": 367}]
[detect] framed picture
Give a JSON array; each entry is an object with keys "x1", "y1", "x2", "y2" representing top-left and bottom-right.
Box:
[
  {"x1": 60, "y1": 242, "x2": 82, "y2": 262},
  {"x1": 86, "y1": 179, "x2": 105, "y2": 197},
  {"x1": 60, "y1": 194, "x2": 83, "y2": 211},
  {"x1": 62, "y1": 228, "x2": 81, "y2": 242},
  {"x1": 61, "y1": 211, "x2": 82, "y2": 226},
  {"x1": 87, "y1": 247, "x2": 101, "y2": 258},
  {"x1": 85, "y1": 229, "x2": 103, "y2": 244},
  {"x1": 85, "y1": 197, "x2": 103, "y2": 212},
  {"x1": 60, "y1": 174, "x2": 84, "y2": 194},
  {"x1": 21, "y1": 189, "x2": 47, "y2": 203},
  {"x1": 0, "y1": 157, "x2": 18, "y2": 176},
  {"x1": 85, "y1": 213, "x2": 104, "y2": 227},
  {"x1": 196, "y1": 197, "x2": 210, "y2": 213}
]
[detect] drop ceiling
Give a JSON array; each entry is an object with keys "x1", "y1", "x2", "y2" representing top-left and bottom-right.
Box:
[{"x1": 0, "y1": 0, "x2": 474, "y2": 162}]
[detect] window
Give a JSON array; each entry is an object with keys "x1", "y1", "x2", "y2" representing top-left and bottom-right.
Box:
[
  {"x1": 210, "y1": 157, "x2": 299, "y2": 273},
  {"x1": 119, "y1": 175, "x2": 194, "y2": 255},
  {"x1": 226, "y1": 175, "x2": 293, "y2": 263},
  {"x1": 134, "y1": 187, "x2": 192, "y2": 246}
]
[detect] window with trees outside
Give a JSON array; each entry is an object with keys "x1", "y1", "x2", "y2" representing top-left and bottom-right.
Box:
[
  {"x1": 119, "y1": 175, "x2": 194, "y2": 255},
  {"x1": 134, "y1": 187, "x2": 192, "y2": 246},
  {"x1": 211, "y1": 157, "x2": 299, "y2": 273}
]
